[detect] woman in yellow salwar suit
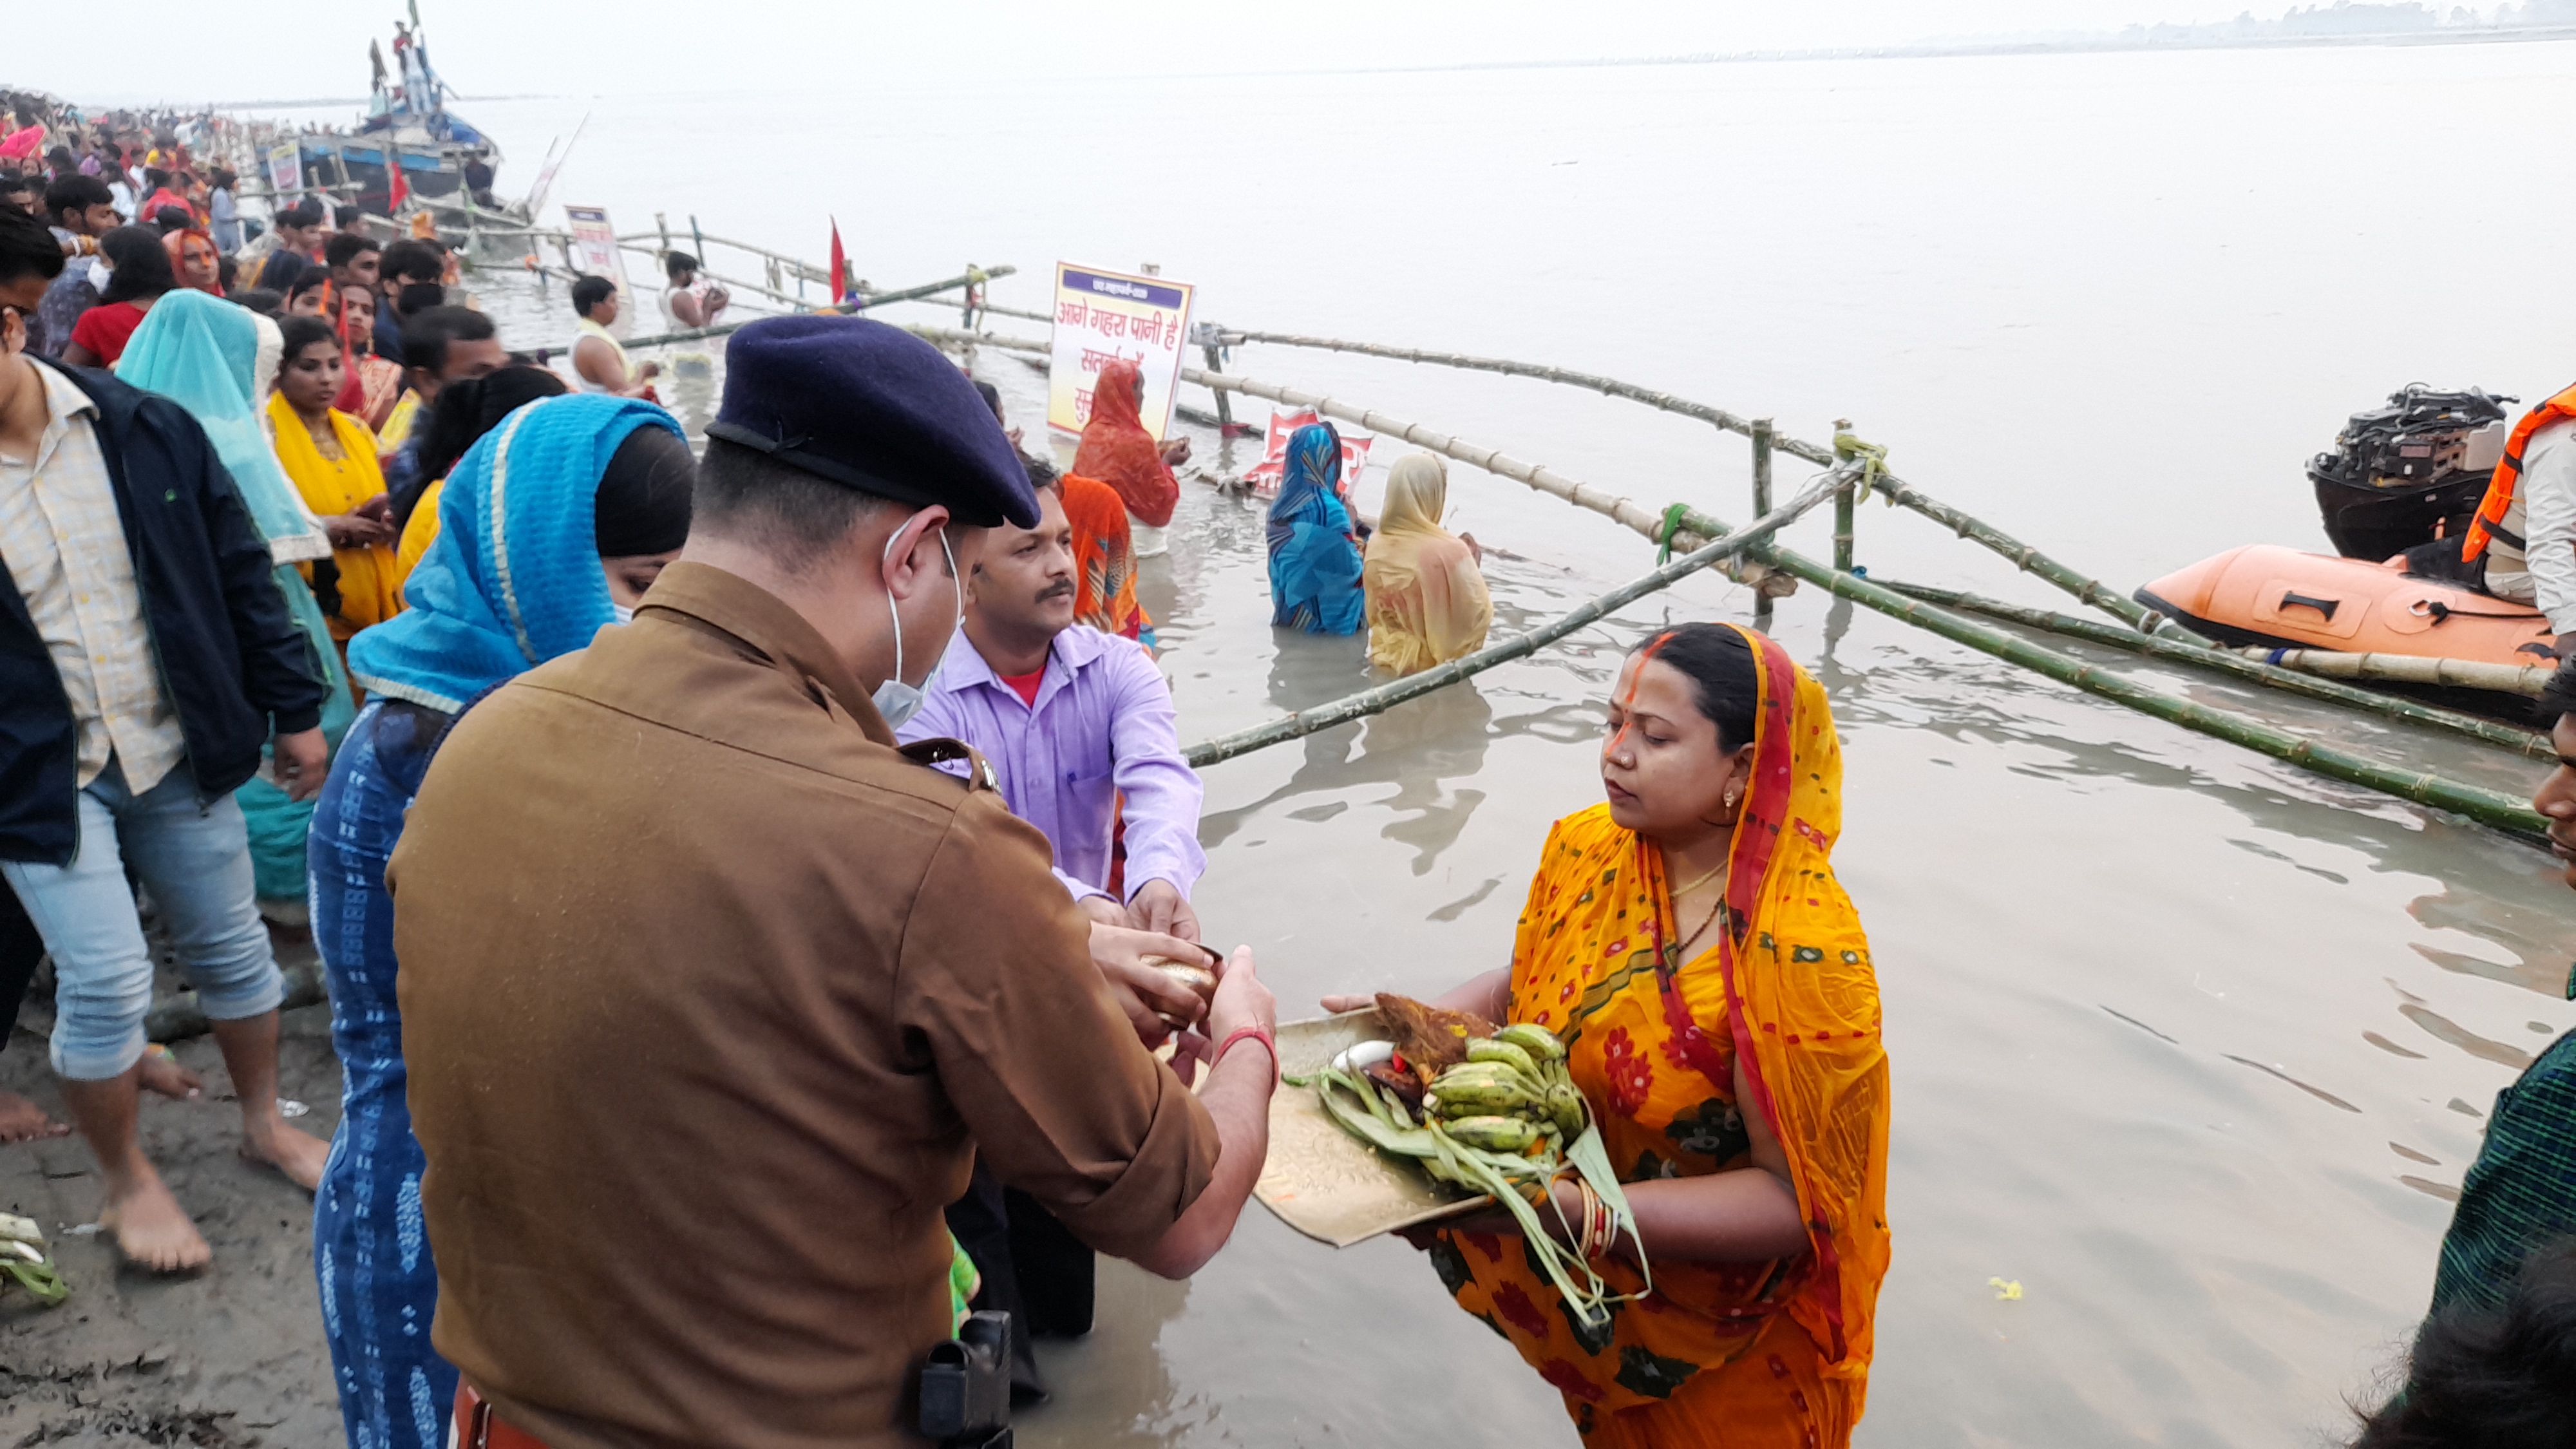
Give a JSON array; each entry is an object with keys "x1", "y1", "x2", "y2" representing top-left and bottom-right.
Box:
[
  {"x1": 1328, "y1": 621, "x2": 1890, "y2": 1447},
  {"x1": 1363, "y1": 453, "x2": 1492, "y2": 675},
  {"x1": 269, "y1": 315, "x2": 402, "y2": 644}
]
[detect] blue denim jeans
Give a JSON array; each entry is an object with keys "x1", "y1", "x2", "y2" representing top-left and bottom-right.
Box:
[{"x1": 0, "y1": 756, "x2": 284, "y2": 1079}]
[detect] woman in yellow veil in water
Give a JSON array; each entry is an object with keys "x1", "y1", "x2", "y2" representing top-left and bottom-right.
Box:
[
  {"x1": 1363, "y1": 453, "x2": 1492, "y2": 675},
  {"x1": 1327, "y1": 621, "x2": 1889, "y2": 1446}
]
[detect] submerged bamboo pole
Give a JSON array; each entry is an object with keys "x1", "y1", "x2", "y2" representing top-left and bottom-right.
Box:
[
  {"x1": 1880, "y1": 582, "x2": 2551, "y2": 759},
  {"x1": 1184, "y1": 473, "x2": 1847, "y2": 768},
  {"x1": 2228, "y1": 647, "x2": 2553, "y2": 699},
  {"x1": 1210, "y1": 328, "x2": 2165, "y2": 632}
]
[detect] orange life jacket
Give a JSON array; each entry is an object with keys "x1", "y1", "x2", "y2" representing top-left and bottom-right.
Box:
[{"x1": 2463, "y1": 381, "x2": 2576, "y2": 561}]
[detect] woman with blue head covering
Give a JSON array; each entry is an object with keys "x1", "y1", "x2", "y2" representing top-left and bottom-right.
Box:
[
  {"x1": 115, "y1": 289, "x2": 356, "y2": 903},
  {"x1": 1265, "y1": 421, "x2": 1365, "y2": 635},
  {"x1": 307, "y1": 393, "x2": 694, "y2": 1449}
]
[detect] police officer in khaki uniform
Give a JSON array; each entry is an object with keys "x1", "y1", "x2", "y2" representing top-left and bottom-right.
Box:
[{"x1": 390, "y1": 317, "x2": 1278, "y2": 1449}]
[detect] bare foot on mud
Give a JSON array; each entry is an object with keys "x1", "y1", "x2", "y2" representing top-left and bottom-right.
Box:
[
  {"x1": 137, "y1": 1047, "x2": 204, "y2": 1102},
  {"x1": 0, "y1": 1090, "x2": 69, "y2": 1143},
  {"x1": 98, "y1": 1171, "x2": 213, "y2": 1273},
  {"x1": 241, "y1": 1119, "x2": 331, "y2": 1192}
]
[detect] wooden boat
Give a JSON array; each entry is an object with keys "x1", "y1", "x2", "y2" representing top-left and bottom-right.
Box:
[
  {"x1": 274, "y1": 11, "x2": 533, "y2": 229},
  {"x1": 2136, "y1": 544, "x2": 2555, "y2": 667}
]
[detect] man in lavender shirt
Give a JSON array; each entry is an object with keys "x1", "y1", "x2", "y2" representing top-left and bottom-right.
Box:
[
  {"x1": 900, "y1": 476, "x2": 1206, "y2": 942},
  {"x1": 900, "y1": 472, "x2": 1211, "y2": 1385}
]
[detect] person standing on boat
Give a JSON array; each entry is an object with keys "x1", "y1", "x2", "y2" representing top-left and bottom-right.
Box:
[
  {"x1": 567, "y1": 274, "x2": 659, "y2": 399},
  {"x1": 1323, "y1": 622, "x2": 1891, "y2": 1448},
  {"x1": 2429, "y1": 383, "x2": 2576, "y2": 647},
  {"x1": 387, "y1": 316, "x2": 1275, "y2": 1447}
]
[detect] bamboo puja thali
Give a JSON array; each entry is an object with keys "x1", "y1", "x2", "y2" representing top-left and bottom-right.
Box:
[{"x1": 1253, "y1": 1007, "x2": 1487, "y2": 1247}]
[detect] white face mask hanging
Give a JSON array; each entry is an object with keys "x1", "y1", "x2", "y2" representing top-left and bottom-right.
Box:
[
  {"x1": 869, "y1": 520, "x2": 959, "y2": 730},
  {"x1": 610, "y1": 603, "x2": 636, "y2": 626}
]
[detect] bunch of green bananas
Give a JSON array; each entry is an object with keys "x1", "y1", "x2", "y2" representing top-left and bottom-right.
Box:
[
  {"x1": 1314, "y1": 1023, "x2": 1644, "y2": 1328},
  {"x1": 1425, "y1": 1025, "x2": 1589, "y2": 1159},
  {"x1": 0, "y1": 1212, "x2": 67, "y2": 1307}
]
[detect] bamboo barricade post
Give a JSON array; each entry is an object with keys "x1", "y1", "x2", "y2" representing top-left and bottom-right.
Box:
[
  {"x1": 1833, "y1": 474, "x2": 1857, "y2": 573},
  {"x1": 1751, "y1": 419, "x2": 1776, "y2": 629},
  {"x1": 1878, "y1": 582, "x2": 2552, "y2": 759},
  {"x1": 1206, "y1": 327, "x2": 2168, "y2": 633},
  {"x1": 2228, "y1": 647, "x2": 2553, "y2": 699},
  {"x1": 1183, "y1": 473, "x2": 1848, "y2": 768}
]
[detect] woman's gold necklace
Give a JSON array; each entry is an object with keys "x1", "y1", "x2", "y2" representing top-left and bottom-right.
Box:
[{"x1": 1668, "y1": 857, "x2": 1730, "y2": 956}]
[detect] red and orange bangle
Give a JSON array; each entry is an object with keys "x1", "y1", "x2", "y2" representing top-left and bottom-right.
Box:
[{"x1": 1214, "y1": 1025, "x2": 1278, "y2": 1088}]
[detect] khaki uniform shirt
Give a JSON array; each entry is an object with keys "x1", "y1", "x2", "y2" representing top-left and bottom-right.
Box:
[{"x1": 389, "y1": 563, "x2": 1219, "y2": 1449}]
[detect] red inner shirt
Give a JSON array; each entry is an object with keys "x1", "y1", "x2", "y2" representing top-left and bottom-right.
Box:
[{"x1": 999, "y1": 667, "x2": 1045, "y2": 707}]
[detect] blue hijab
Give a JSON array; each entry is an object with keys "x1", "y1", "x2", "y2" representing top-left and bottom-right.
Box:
[
  {"x1": 1266, "y1": 422, "x2": 1364, "y2": 634},
  {"x1": 350, "y1": 394, "x2": 679, "y2": 712},
  {"x1": 117, "y1": 290, "x2": 329, "y2": 563}
]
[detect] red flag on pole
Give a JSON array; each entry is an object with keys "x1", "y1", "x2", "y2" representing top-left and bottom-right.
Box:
[
  {"x1": 828, "y1": 217, "x2": 848, "y2": 309},
  {"x1": 387, "y1": 153, "x2": 409, "y2": 214}
]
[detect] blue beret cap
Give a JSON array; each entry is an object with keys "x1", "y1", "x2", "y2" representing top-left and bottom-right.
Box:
[{"x1": 706, "y1": 315, "x2": 1039, "y2": 529}]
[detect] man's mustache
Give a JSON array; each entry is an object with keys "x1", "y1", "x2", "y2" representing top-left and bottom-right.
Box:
[{"x1": 1037, "y1": 579, "x2": 1076, "y2": 602}]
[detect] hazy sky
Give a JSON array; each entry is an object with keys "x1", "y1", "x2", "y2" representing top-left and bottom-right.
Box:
[{"x1": 45, "y1": 1, "x2": 2316, "y2": 104}]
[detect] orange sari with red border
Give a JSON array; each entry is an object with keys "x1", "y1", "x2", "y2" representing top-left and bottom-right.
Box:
[{"x1": 1435, "y1": 625, "x2": 1891, "y2": 1446}]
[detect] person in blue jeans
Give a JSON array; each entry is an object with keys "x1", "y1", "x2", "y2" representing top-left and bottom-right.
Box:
[
  {"x1": 308, "y1": 392, "x2": 693, "y2": 1449},
  {"x1": 0, "y1": 204, "x2": 335, "y2": 1271}
]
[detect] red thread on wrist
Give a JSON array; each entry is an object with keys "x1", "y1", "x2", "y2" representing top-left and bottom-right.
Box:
[{"x1": 1215, "y1": 1025, "x2": 1278, "y2": 1089}]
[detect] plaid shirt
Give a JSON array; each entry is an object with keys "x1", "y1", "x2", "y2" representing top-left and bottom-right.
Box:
[
  {"x1": 2433, "y1": 1028, "x2": 2576, "y2": 1312},
  {"x1": 0, "y1": 361, "x2": 186, "y2": 793}
]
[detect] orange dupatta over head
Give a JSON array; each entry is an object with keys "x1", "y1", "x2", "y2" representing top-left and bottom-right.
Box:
[
  {"x1": 1059, "y1": 472, "x2": 1149, "y2": 639},
  {"x1": 1441, "y1": 624, "x2": 1889, "y2": 1445},
  {"x1": 1070, "y1": 358, "x2": 1180, "y2": 528}
]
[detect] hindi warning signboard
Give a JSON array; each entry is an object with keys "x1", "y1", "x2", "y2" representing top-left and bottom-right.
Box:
[
  {"x1": 1047, "y1": 263, "x2": 1195, "y2": 440},
  {"x1": 1244, "y1": 407, "x2": 1373, "y2": 497},
  {"x1": 562, "y1": 205, "x2": 631, "y2": 334},
  {"x1": 265, "y1": 143, "x2": 303, "y2": 197}
]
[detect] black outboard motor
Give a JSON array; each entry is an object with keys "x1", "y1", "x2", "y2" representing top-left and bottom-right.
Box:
[{"x1": 2309, "y1": 384, "x2": 2513, "y2": 560}]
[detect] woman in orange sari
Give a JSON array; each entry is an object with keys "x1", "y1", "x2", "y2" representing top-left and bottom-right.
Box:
[
  {"x1": 1061, "y1": 471, "x2": 1152, "y2": 643},
  {"x1": 1070, "y1": 357, "x2": 1185, "y2": 529},
  {"x1": 1327, "y1": 621, "x2": 1889, "y2": 1446}
]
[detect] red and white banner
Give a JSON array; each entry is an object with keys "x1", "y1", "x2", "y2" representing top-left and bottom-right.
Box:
[{"x1": 1243, "y1": 406, "x2": 1373, "y2": 496}]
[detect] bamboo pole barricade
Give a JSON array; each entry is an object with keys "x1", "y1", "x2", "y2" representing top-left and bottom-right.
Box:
[
  {"x1": 903, "y1": 323, "x2": 2548, "y2": 835},
  {"x1": 1659, "y1": 511, "x2": 2550, "y2": 837},
  {"x1": 1184, "y1": 471, "x2": 1850, "y2": 768},
  {"x1": 1880, "y1": 582, "x2": 2552, "y2": 759},
  {"x1": 2228, "y1": 647, "x2": 2553, "y2": 699},
  {"x1": 620, "y1": 267, "x2": 1019, "y2": 351},
  {"x1": 1204, "y1": 328, "x2": 2169, "y2": 634}
]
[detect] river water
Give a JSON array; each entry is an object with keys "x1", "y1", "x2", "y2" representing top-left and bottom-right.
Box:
[{"x1": 270, "y1": 38, "x2": 2576, "y2": 1446}]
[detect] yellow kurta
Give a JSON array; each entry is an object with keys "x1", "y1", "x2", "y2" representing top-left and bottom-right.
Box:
[
  {"x1": 269, "y1": 392, "x2": 401, "y2": 641},
  {"x1": 395, "y1": 478, "x2": 445, "y2": 585},
  {"x1": 377, "y1": 389, "x2": 421, "y2": 453}
]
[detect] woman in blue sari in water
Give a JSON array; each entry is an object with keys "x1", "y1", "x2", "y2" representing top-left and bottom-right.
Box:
[
  {"x1": 1266, "y1": 421, "x2": 1365, "y2": 634},
  {"x1": 307, "y1": 393, "x2": 696, "y2": 1449}
]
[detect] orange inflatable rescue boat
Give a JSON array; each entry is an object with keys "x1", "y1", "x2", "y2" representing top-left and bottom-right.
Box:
[{"x1": 2136, "y1": 544, "x2": 2555, "y2": 666}]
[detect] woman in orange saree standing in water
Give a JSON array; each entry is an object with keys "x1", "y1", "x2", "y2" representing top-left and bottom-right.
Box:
[{"x1": 1327, "y1": 621, "x2": 1889, "y2": 1446}]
